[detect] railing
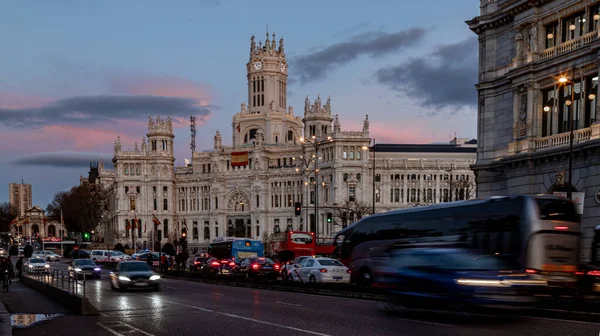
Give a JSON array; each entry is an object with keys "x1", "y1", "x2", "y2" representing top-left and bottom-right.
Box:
[
  {"x1": 540, "y1": 31, "x2": 598, "y2": 61},
  {"x1": 23, "y1": 268, "x2": 87, "y2": 298},
  {"x1": 533, "y1": 127, "x2": 593, "y2": 151}
]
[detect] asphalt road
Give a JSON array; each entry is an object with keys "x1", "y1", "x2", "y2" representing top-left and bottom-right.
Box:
[{"x1": 8, "y1": 261, "x2": 596, "y2": 336}]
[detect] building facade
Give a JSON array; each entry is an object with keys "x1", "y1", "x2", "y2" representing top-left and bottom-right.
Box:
[
  {"x1": 96, "y1": 32, "x2": 477, "y2": 250},
  {"x1": 468, "y1": 0, "x2": 600, "y2": 260},
  {"x1": 9, "y1": 183, "x2": 32, "y2": 218}
]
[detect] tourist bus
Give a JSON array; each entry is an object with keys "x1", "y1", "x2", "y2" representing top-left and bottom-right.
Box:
[
  {"x1": 315, "y1": 238, "x2": 335, "y2": 258},
  {"x1": 208, "y1": 237, "x2": 264, "y2": 263},
  {"x1": 333, "y1": 195, "x2": 581, "y2": 291},
  {"x1": 269, "y1": 231, "x2": 315, "y2": 259}
]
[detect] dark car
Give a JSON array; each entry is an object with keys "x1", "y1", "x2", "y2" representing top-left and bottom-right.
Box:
[
  {"x1": 372, "y1": 248, "x2": 547, "y2": 311},
  {"x1": 70, "y1": 250, "x2": 90, "y2": 259},
  {"x1": 189, "y1": 257, "x2": 209, "y2": 272},
  {"x1": 109, "y1": 261, "x2": 161, "y2": 291},
  {"x1": 235, "y1": 257, "x2": 280, "y2": 280},
  {"x1": 69, "y1": 259, "x2": 101, "y2": 279},
  {"x1": 201, "y1": 257, "x2": 236, "y2": 277}
]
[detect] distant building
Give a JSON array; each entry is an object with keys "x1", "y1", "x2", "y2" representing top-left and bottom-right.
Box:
[
  {"x1": 94, "y1": 31, "x2": 477, "y2": 250},
  {"x1": 8, "y1": 182, "x2": 32, "y2": 218},
  {"x1": 468, "y1": 0, "x2": 600, "y2": 260}
]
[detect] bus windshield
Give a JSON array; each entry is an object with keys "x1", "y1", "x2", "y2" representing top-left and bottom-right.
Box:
[
  {"x1": 291, "y1": 233, "x2": 313, "y2": 244},
  {"x1": 536, "y1": 198, "x2": 579, "y2": 222}
]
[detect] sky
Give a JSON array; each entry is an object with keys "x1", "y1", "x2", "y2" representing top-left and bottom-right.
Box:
[{"x1": 0, "y1": 0, "x2": 480, "y2": 207}]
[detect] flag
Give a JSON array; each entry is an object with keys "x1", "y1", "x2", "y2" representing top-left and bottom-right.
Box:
[
  {"x1": 152, "y1": 214, "x2": 161, "y2": 227},
  {"x1": 133, "y1": 214, "x2": 139, "y2": 230},
  {"x1": 231, "y1": 151, "x2": 249, "y2": 166},
  {"x1": 9, "y1": 218, "x2": 17, "y2": 226},
  {"x1": 125, "y1": 219, "x2": 131, "y2": 231}
]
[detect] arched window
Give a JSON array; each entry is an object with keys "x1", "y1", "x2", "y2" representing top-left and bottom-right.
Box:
[
  {"x1": 343, "y1": 173, "x2": 348, "y2": 181},
  {"x1": 136, "y1": 164, "x2": 141, "y2": 175},
  {"x1": 124, "y1": 164, "x2": 129, "y2": 175},
  {"x1": 244, "y1": 128, "x2": 258, "y2": 143},
  {"x1": 287, "y1": 130, "x2": 294, "y2": 143},
  {"x1": 163, "y1": 219, "x2": 169, "y2": 238}
]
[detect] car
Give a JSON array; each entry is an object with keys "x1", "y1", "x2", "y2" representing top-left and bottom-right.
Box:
[
  {"x1": 32, "y1": 250, "x2": 61, "y2": 262},
  {"x1": 26, "y1": 258, "x2": 50, "y2": 274},
  {"x1": 235, "y1": 257, "x2": 280, "y2": 280},
  {"x1": 109, "y1": 261, "x2": 161, "y2": 291},
  {"x1": 280, "y1": 256, "x2": 312, "y2": 280},
  {"x1": 189, "y1": 257, "x2": 209, "y2": 272},
  {"x1": 287, "y1": 257, "x2": 350, "y2": 284},
  {"x1": 69, "y1": 259, "x2": 102, "y2": 279}
]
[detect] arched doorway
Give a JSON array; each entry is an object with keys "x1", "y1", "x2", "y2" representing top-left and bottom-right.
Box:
[
  {"x1": 31, "y1": 224, "x2": 40, "y2": 237},
  {"x1": 226, "y1": 190, "x2": 250, "y2": 237},
  {"x1": 48, "y1": 225, "x2": 56, "y2": 237}
]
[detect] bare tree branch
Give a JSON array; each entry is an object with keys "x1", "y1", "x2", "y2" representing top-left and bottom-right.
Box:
[{"x1": 325, "y1": 200, "x2": 373, "y2": 230}]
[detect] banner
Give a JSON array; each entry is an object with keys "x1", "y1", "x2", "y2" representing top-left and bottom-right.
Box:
[{"x1": 231, "y1": 151, "x2": 249, "y2": 166}]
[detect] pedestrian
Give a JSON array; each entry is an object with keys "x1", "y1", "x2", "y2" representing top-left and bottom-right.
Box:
[
  {"x1": 15, "y1": 257, "x2": 23, "y2": 280},
  {"x1": 146, "y1": 253, "x2": 153, "y2": 268}
]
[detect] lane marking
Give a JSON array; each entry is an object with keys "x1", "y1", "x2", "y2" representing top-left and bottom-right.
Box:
[
  {"x1": 211, "y1": 292, "x2": 224, "y2": 296},
  {"x1": 97, "y1": 322, "x2": 155, "y2": 336},
  {"x1": 140, "y1": 296, "x2": 332, "y2": 335},
  {"x1": 538, "y1": 308, "x2": 600, "y2": 316},
  {"x1": 166, "y1": 286, "x2": 178, "y2": 289},
  {"x1": 276, "y1": 301, "x2": 303, "y2": 307},
  {"x1": 394, "y1": 317, "x2": 454, "y2": 328},
  {"x1": 99, "y1": 312, "x2": 109, "y2": 317},
  {"x1": 522, "y1": 316, "x2": 600, "y2": 326}
]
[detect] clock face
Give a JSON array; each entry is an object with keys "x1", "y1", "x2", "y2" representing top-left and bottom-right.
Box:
[
  {"x1": 254, "y1": 62, "x2": 262, "y2": 70},
  {"x1": 280, "y1": 63, "x2": 286, "y2": 72}
]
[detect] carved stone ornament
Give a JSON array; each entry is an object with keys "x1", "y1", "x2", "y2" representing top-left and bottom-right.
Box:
[
  {"x1": 513, "y1": 121, "x2": 532, "y2": 139},
  {"x1": 528, "y1": 24, "x2": 538, "y2": 53},
  {"x1": 515, "y1": 32, "x2": 525, "y2": 59},
  {"x1": 555, "y1": 170, "x2": 566, "y2": 187},
  {"x1": 519, "y1": 93, "x2": 528, "y2": 122},
  {"x1": 228, "y1": 191, "x2": 249, "y2": 211}
]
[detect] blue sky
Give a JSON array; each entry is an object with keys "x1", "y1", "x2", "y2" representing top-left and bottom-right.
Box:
[{"x1": 0, "y1": 0, "x2": 480, "y2": 207}]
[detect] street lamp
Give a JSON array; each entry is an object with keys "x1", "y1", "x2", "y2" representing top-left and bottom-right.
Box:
[{"x1": 298, "y1": 134, "x2": 333, "y2": 236}]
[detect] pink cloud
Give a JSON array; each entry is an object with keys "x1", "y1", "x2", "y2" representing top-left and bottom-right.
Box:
[
  {"x1": 0, "y1": 91, "x2": 55, "y2": 109},
  {"x1": 344, "y1": 120, "x2": 452, "y2": 144}
]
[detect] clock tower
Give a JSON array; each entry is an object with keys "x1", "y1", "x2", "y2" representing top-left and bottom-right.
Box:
[
  {"x1": 232, "y1": 30, "x2": 302, "y2": 147},
  {"x1": 247, "y1": 31, "x2": 288, "y2": 115}
]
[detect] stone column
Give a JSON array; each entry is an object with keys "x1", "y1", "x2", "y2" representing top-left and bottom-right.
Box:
[
  {"x1": 526, "y1": 82, "x2": 535, "y2": 138},
  {"x1": 512, "y1": 86, "x2": 520, "y2": 140}
]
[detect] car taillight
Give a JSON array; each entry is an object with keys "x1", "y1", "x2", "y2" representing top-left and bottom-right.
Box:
[
  {"x1": 588, "y1": 270, "x2": 600, "y2": 276},
  {"x1": 575, "y1": 271, "x2": 584, "y2": 275},
  {"x1": 554, "y1": 226, "x2": 569, "y2": 230},
  {"x1": 347, "y1": 270, "x2": 351, "y2": 274},
  {"x1": 211, "y1": 261, "x2": 219, "y2": 266},
  {"x1": 194, "y1": 262, "x2": 200, "y2": 265},
  {"x1": 274, "y1": 265, "x2": 280, "y2": 269},
  {"x1": 252, "y1": 264, "x2": 259, "y2": 269},
  {"x1": 221, "y1": 260, "x2": 228, "y2": 263},
  {"x1": 526, "y1": 269, "x2": 538, "y2": 274},
  {"x1": 319, "y1": 269, "x2": 327, "y2": 273},
  {"x1": 229, "y1": 262, "x2": 236, "y2": 267}
]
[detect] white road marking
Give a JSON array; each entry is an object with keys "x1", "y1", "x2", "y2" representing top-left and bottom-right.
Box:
[
  {"x1": 211, "y1": 292, "x2": 224, "y2": 296},
  {"x1": 166, "y1": 286, "x2": 178, "y2": 289},
  {"x1": 140, "y1": 296, "x2": 332, "y2": 335},
  {"x1": 97, "y1": 322, "x2": 155, "y2": 336},
  {"x1": 276, "y1": 301, "x2": 303, "y2": 307},
  {"x1": 99, "y1": 312, "x2": 109, "y2": 317},
  {"x1": 394, "y1": 317, "x2": 455, "y2": 328},
  {"x1": 522, "y1": 316, "x2": 600, "y2": 326}
]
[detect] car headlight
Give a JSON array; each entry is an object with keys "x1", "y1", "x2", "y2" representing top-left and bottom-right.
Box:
[
  {"x1": 94, "y1": 268, "x2": 101, "y2": 271},
  {"x1": 44, "y1": 264, "x2": 50, "y2": 268},
  {"x1": 28, "y1": 264, "x2": 33, "y2": 268},
  {"x1": 150, "y1": 275, "x2": 160, "y2": 281},
  {"x1": 118, "y1": 276, "x2": 131, "y2": 281},
  {"x1": 75, "y1": 268, "x2": 82, "y2": 272}
]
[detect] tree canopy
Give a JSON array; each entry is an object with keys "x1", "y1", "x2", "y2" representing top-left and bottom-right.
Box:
[
  {"x1": 0, "y1": 202, "x2": 17, "y2": 233},
  {"x1": 46, "y1": 183, "x2": 106, "y2": 233}
]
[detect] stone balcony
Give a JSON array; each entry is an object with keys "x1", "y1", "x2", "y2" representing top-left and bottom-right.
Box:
[
  {"x1": 539, "y1": 31, "x2": 599, "y2": 62},
  {"x1": 508, "y1": 123, "x2": 600, "y2": 156}
]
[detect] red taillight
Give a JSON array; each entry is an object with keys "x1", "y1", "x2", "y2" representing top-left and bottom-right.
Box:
[
  {"x1": 229, "y1": 262, "x2": 236, "y2": 267},
  {"x1": 274, "y1": 265, "x2": 280, "y2": 269},
  {"x1": 554, "y1": 226, "x2": 569, "y2": 230},
  {"x1": 526, "y1": 269, "x2": 537, "y2": 274},
  {"x1": 252, "y1": 264, "x2": 259, "y2": 269},
  {"x1": 347, "y1": 270, "x2": 351, "y2": 274},
  {"x1": 319, "y1": 268, "x2": 327, "y2": 273},
  {"x1": 575, "y1": 271, "x2": 584, "y2": 275},
  {"x1": 221, "y1": 260, "x2": 228, "y2": 263},
  {"x1": 588, "y1": 270, "x2": 600, "y2": 276},
  {"x1": 194, "y1": 261, "x2": 201, "y2": 265},
  {"x1": 211, "y1": 261, "x2": 219, "y2": 266}
]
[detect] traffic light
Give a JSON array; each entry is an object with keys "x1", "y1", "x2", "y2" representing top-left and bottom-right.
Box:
[
  {"x1": 83, "y1": 232, "x2": 90, "y2": 241},
  {"x1": 326, "y1": 213, "x2": 332, "y2": 223},
  {"x1": 181, "y1": 228, "x2": 187, "y2": 238},
  {"x1": 294, "y1": 202, "x2": 302, "y2": 216}
]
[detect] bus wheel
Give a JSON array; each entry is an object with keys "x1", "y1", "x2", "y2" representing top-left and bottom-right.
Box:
[{"x1": 358, "y1": 269, "x2": 372, "y2": 287}]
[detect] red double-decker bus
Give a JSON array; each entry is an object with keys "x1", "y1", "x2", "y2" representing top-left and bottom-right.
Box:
[
  {"x1": 269, "y1": 231, "x2": 315, "y2": 259},
  {"x1": 315, "y1": 238, "x2": 335, "y2": 258}
]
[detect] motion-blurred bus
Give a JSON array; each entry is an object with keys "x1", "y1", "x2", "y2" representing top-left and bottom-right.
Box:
[{"x1": 208, "y1": 237, "x2": 264, "y2": 263}]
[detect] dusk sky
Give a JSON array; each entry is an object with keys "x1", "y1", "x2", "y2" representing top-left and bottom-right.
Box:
[{"x1": 0, "y1": 0, "x2": 479, "y2": 207}]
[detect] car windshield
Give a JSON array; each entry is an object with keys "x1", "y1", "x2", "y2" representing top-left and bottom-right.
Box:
[
  {"x1": 318, "y1": 259, "x2": 343, "y2": 266},
  {"x1": 29, "y1": 258, "x2": 45, "y2": 263},
  {"x1": 120, "y1": 263, "x2": 151, "y2": 272},
  {"x1": 391, "y1": 251, "x2": 509, "y2": 271},
  {"x1": 74, "y1": 260, "x2": 95, "y2": 266}
]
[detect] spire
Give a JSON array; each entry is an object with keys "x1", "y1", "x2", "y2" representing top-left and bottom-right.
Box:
[
  {"x1": 279, "y1": 37, "x2": 285, "y2": 54},
  {"x1": 265, "y1": 26, "x2": 270, "y2": 50},
  {"x1": 271, "y1": 32, "x2": 277, "y2": 50},
  {"x1": 250, "y1": 35, "x2": 256, "y2": 56}
]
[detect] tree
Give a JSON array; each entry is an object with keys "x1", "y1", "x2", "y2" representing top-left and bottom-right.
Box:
[
  {"x1": 46, "y1": 183, "x2": 106, "y2": 233},
  {"x1": 449, "y1": 178, "x2": 477, "y2": 201},
  {"x1": 327, "y1": 200, "x2": 373, "y2": 230},
  {"x1": 0, "y1": 202, "x2": 17, "y2": 233}
]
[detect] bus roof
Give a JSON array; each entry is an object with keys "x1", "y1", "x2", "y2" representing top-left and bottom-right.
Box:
[
  {"x1": 337, "y1": 194, "x2": 572, "y2": 234},
  {"x1": 211, "y1": 237, "x2": 262, "y2": 244}
]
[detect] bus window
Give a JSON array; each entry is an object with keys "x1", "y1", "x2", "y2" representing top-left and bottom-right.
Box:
[{"x1": 536, "y1": 198, "x2": 579, "y2": 222}]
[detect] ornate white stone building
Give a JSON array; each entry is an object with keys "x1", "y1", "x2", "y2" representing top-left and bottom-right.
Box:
[
  {"x1": 468, "y1": 0, "x2": 600, "y2": 261},
  {"x1": 95, "y1": 32, "x2": 477, "y2": 250}
]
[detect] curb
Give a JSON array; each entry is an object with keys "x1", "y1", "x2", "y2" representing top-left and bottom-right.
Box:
[{"x1": 0, "y1": 300, "x2": 12, "y2": 336}]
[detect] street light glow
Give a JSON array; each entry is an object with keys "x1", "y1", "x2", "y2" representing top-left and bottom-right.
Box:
[
  {"x1": 558, "y1": 76, "x2": 568, "y2": 83},
  {"x1": 543, "y1": 106, "x2": 550, "y2": 112}
]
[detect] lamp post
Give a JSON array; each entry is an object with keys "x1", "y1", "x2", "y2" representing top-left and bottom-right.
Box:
[
  {"x1": 298, "y1": 134, "x2": 333, "y2": 236},
  {"x1": 293, "y1": 154, "x2": 317, "y2": 232}
]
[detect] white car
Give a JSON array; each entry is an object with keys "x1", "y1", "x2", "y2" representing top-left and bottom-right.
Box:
[
  {"x1": 288, "y1": 257, "x2": 351, "y2": 284},
  {"x1": 281, "y1": 256, "x2": 312, "y2": 280},
  {"x1": 32, "y1": 250, "x2": 61, "y2": 262},
  {"x1": 27, "y1": 257, "x2": 51, "y2": 273}
]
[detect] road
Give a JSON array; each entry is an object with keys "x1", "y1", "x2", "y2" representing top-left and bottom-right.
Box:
[{"x1": 9, "y1": 261, "x2": 600, "y2": 336}]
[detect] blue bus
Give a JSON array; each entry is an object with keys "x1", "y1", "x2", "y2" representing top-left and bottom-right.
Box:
[{"x1": 208, "y1": 237, "x2": 264, "y2": 263}]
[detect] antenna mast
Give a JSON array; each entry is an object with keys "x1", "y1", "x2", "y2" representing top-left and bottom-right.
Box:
[{"x1": 190, "y1": 115, "x2": 197, "y2": 160}]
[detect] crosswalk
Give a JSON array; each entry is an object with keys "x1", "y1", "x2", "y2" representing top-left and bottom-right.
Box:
[{"x1": 96, "y1": 321, "x2": 155, "y2": 336}]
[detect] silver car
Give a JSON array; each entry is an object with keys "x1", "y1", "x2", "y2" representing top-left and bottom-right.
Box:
[
  {"x1": 69, "y1": 259, "x2": 102, "y2": 279},
  {"x1": 27, "y1": 258, "x2": 50, "y2": 274},
  {"x1": 109, "y1": 261, "x2": 161, "y2": 291}
]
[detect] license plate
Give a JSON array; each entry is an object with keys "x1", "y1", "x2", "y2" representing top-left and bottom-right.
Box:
[
  {"x1": 221, "y1": 270, "x2": 230, "y2": 274},
  {"x1": 333, "y1": 276, "x2": 343, "y2": 280},
  {"x1": 135, "y1": 282, "x2": 149, "y2": 287}
]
